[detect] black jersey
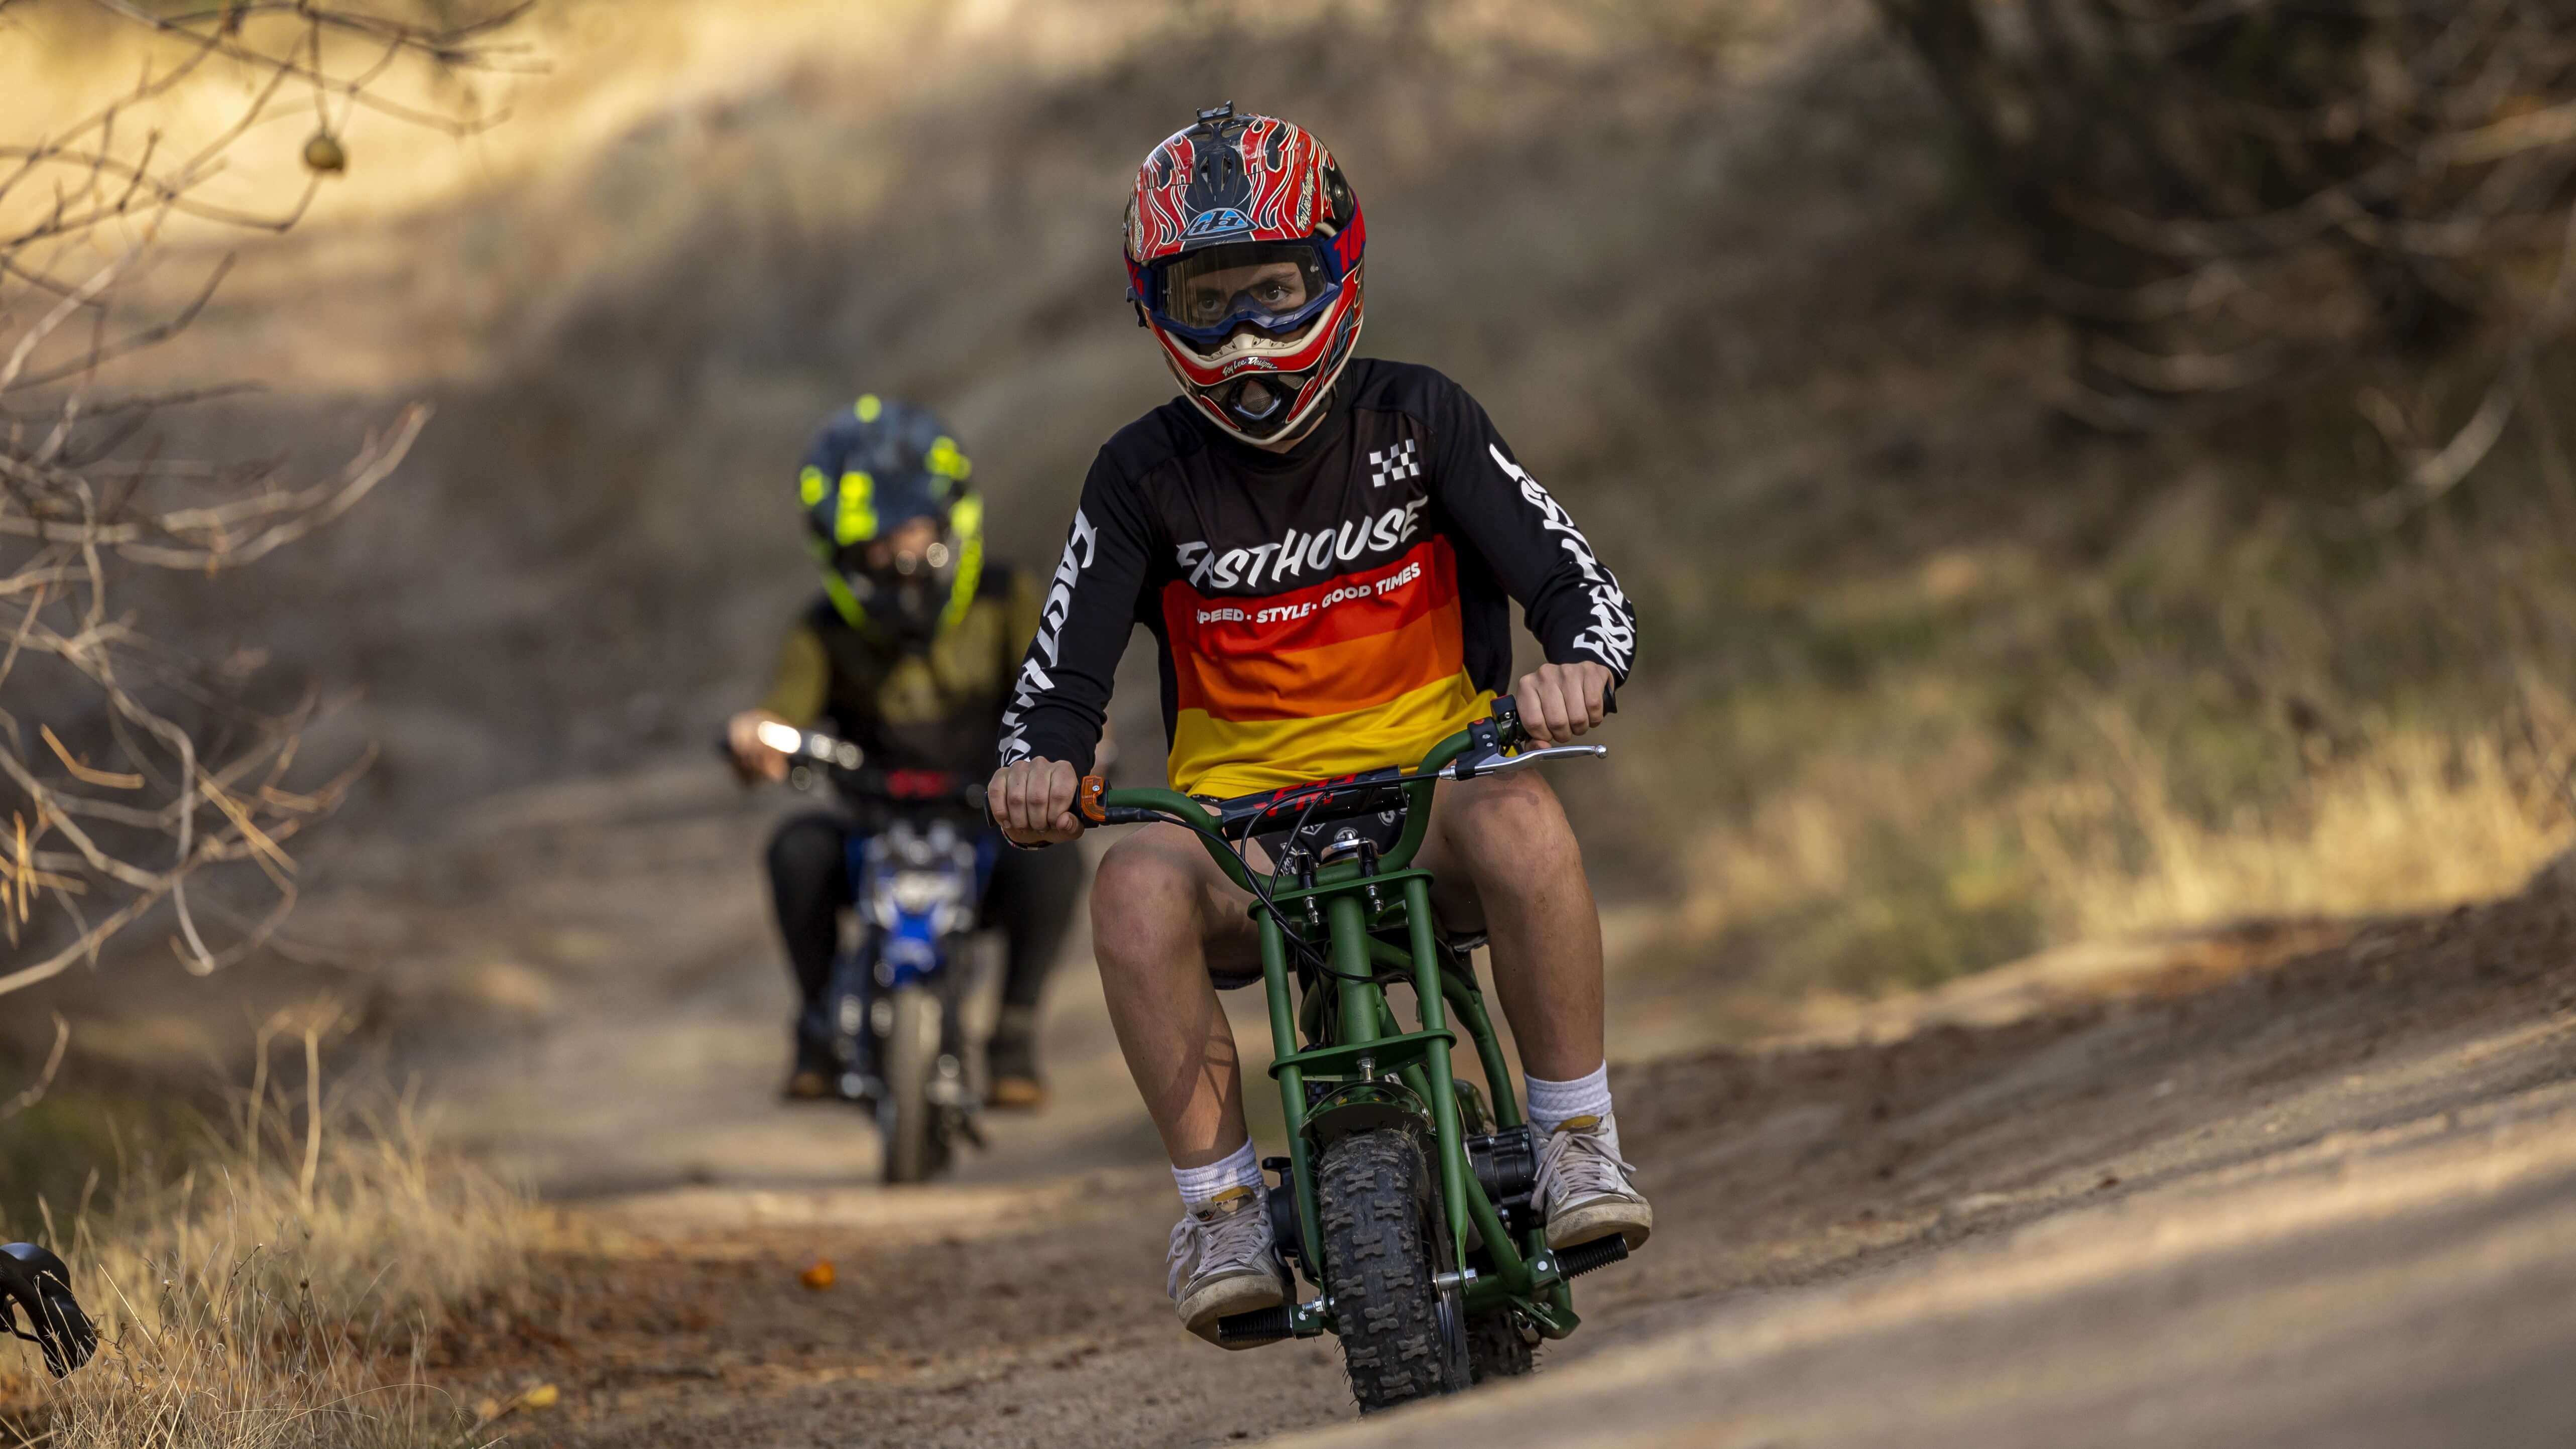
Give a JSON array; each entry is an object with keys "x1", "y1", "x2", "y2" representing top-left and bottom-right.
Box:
[{"x1": 1001, "y1": 359, "x2": 1637, "y2": 796}]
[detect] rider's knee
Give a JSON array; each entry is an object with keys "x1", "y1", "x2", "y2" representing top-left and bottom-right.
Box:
[
  {"x1": 1091, "y1": 830, "x2": 1205, "y2": 962},
  {"x1": 1449, "y1": 773, "x2": 1581, "y2": 873}
]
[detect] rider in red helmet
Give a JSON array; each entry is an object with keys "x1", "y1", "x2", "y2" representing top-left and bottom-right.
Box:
[{"x1": 990, "y1": 105, "x2": 1651, "y2": 1346}]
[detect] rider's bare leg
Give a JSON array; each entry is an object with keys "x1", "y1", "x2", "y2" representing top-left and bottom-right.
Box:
[
  {"x1": 1420, "y1": 771, "x2": 1649, "y2": 1249},
  {"x1": 1092, "y1": 825, "x2": 1289, "y2": 1342},
  {"x1": 1088, "y1": 823, "x2": 1260, "y2": 1168},
  {"x1": 1090, "y1": 775, "x2": 1604, "y2": 1157},
  {"x1": 1417, "y1": 771, "x2": 1605, "y2": 1082}
]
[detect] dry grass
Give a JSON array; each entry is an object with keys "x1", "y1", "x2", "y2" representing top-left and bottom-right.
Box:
[
  {"x1": 2023, "y1": 707, "x2": 2574, "y2": 940},
  {"x1": 1633, "y1": 355, "x2": 2576, "y2": 996},
  {"x1": 1, "y1": 1045, "x2": 529, "y2": 1448}
]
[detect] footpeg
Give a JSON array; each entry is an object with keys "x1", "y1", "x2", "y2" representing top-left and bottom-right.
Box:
[
  {"x1": 1215, "y1": 1305, "x2": 1294, "y2": 1344},
  {"x1": 1557, "y1": 1236, "x2": 1629, "y2": 1279},
  {"x1": 1216, "y1": 1294, "x2": 1329, "y2": 1344}
]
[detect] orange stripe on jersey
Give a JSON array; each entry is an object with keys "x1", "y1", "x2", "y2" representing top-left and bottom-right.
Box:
[
  {"x1": 1171, "y1": 671, "x2": 1494, "y2": 797},
  {"x1": 1172, "y1": 597, "x2": 1464, "y2": 720}
]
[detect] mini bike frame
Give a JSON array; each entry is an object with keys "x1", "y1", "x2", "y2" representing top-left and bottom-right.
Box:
[{"x1": 1080, "y1": 700, "x2": 1618, "y2": 1343}]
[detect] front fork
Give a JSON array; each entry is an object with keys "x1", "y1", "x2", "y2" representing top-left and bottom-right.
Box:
[{"x1": 1259, "y1": 881, "x2": 1585, "y2": 1339}]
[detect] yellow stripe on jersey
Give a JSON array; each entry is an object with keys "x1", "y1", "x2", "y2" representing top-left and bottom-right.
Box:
[{"x1": 1170, "y1": 669, "x2": 1492, "y2": 798}]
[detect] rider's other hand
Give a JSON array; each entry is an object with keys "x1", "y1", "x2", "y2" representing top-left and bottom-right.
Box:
[
  {"x1": 727, "y1": 709, "x2": 793, "y2": 783},
  {"x1": 1513, "y1": 661, "x2": 1613, "y2": 746},
  {"x1": 989, "y1": 758, "x2": 1083, "y2": 846}
]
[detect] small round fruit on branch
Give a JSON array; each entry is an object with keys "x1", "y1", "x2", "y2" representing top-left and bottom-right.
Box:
[{"x1": 303, "y1": 132, "x2": 348, "y2": 175}]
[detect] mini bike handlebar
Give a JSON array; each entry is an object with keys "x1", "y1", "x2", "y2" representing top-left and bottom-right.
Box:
[
  {"x1": 1072, "y1": 691, "x2": 1609, "y2": 895},
  {"x1": 721, "y1": 723, "x2": 986, "y2": 809}
]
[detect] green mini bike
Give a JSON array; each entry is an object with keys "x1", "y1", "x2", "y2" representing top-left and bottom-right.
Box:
[{"x1": 1076, "y1": 695, "x2": 1628, "y2": 1413}]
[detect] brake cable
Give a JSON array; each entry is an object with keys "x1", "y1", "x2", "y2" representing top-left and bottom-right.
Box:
[{"x1": 1242, "y1": 792, "x2": 1418, "y2": 989}]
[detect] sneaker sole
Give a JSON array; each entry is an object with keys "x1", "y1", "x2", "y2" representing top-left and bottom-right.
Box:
[
  {"x1": 1544, "y1": 1198, "x2": 1654, "y2": 1253},
  {"x1": 1177, "y1": 1271, "x2": 1289, "y2": 1349}
]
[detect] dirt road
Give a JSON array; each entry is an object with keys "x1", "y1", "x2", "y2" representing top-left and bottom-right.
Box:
[{"x1": 192, "y1": 769, "x2": 2576, "y2": 1447}]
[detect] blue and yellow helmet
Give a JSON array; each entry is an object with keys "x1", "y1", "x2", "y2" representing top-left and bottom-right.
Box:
[{"x1": 797, "y1": 394, "x2": 983, "y2": 641}]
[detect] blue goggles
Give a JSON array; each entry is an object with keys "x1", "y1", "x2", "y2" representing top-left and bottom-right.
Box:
[{"x1": 1143, "y1": 238, "x2": 1345, "y2": 351}]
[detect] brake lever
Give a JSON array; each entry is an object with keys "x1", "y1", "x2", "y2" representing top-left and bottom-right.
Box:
[{"x1": 1441, "y1": 742, "x2": 1607, "y2": 781}]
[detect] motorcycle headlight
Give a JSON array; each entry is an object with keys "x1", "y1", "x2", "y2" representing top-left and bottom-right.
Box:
[{"x1": 887, "y1": 870, "x2": 957, "y2": 915}]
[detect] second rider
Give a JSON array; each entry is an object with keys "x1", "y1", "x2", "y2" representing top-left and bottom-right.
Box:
[{"x1": 732, "y1": 396, "x2": 1082, "y2": 1110}]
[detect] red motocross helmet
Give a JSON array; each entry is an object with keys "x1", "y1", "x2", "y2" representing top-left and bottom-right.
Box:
[{"x1": 1126, "y1": 103, "x2": 1366, "y2": 442}]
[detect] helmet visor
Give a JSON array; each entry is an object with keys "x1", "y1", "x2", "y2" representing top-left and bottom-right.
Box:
[{"x1": 1149, "y1": 239, "x2": 1342, "y2": 351}]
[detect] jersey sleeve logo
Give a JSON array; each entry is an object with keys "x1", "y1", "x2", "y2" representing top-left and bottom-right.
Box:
[
  {"x1": 1487, "y1": 444, "x2": 1636, "y2": 676},
  {"x1": 999, "y1": 507, "x2": 1097, "y2": 766}
]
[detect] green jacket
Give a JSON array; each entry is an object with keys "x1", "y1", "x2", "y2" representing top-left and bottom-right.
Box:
[{"x1": 758, "y1": 564, "x2": 1042, "y2": 779}]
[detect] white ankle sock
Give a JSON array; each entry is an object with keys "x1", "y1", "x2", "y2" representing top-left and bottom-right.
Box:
[
  {"x1": 1173, "y1": 1140, "x2": 1264, "y2": 1210},
  {"x1": 1526, "y1": 1063, "x2": 1615, "y2": 1141}
]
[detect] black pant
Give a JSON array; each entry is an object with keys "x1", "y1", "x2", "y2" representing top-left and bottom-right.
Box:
[{"x1": 766, "y1": 812, "x2": 1083, "y2": 1044}]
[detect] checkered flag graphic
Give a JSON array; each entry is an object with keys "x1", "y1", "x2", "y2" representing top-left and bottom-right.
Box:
[{"x1": 1368, "y1": 438, "x2": 1422, "y2": 489}]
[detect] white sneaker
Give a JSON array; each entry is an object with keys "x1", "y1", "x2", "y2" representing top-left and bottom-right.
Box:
[
  {"x1": 1166, "y1": 1185, "x2": 1290, "y2": 1347},
  {"x1": 1534, "y1": 1114, "x2": 1653, "y2": 1251}
]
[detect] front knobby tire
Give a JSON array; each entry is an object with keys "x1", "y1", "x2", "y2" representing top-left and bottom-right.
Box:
[
  {"x1": 1317, "y1": 1128, "x2": 1471, "y2": 1413},
  {"x1": 879, "y1": 985, "x2": 941, "y2": 1184}
]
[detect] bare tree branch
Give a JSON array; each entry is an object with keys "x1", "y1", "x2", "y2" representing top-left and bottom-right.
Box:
[
  {"x1": 0, "y1": 1013, "x2": 70, "y2": 1123},
  {"x1": 0, "y1": 4, "x2": 530, "y2": 997}
]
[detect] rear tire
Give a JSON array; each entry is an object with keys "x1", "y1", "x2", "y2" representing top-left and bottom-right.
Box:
[
  {"x1": 1465, "y1": 1309, "x2": 1539, "y2": 1382},
  {"x1": 1316, "y1": 1128, "x2": 1470, "y2": 1413},
  {"x1": 879, "y1": 985, "x2": 941, "y2": 1184}
]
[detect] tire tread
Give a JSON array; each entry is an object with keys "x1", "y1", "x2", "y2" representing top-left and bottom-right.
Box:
[{"x1": 1316, "y1": 1129, "x2": 1468, "y2": 1413}]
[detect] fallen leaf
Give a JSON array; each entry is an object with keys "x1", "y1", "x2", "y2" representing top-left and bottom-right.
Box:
[{"x1": 801, "y1": 1258, "x2": 837, "y2": 1290}]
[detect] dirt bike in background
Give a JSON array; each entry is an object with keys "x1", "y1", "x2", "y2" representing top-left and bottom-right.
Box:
[
  {"x1": 747, "y1": 722, "x2": 999, "y2": 1184},
  {"x1": 2, "y1": 1241, "x2": 94, "y2": 1381},
  {"x1": 1073, "y1": 696, "x2": 1630, "y2": 1413}
]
